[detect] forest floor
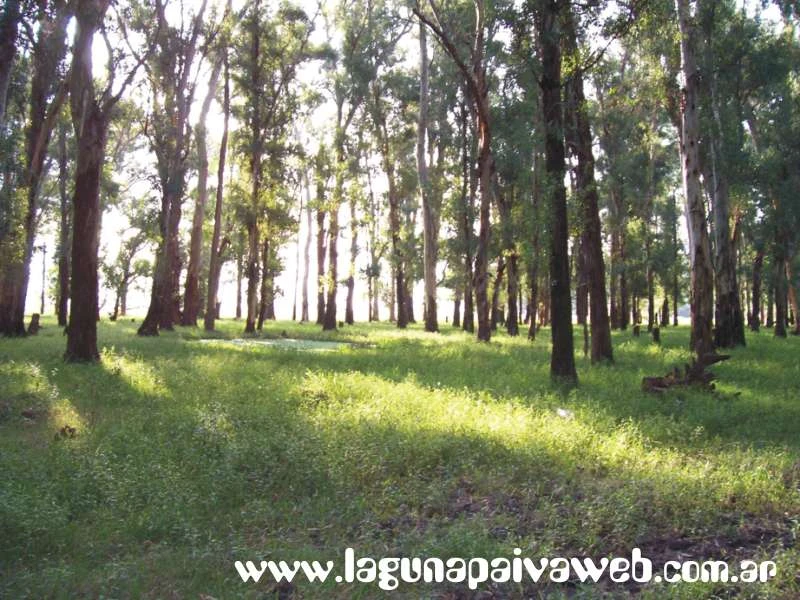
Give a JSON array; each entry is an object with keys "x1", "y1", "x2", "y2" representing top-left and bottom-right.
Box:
[{"x1": 1, "y1": 317, "x2": 799, "y2": 599}]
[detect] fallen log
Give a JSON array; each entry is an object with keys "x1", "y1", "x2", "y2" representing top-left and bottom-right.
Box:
[{"x1": 642, "y1": 353, "x2": 731, "y2": 393}]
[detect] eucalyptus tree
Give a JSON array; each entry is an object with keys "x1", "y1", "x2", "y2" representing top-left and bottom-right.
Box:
[
  {"x1": 0, "y1": 0, "x2": 72, "y2": 336},
  {"x1": 674, "y1": 0, "x2": 714, "y2": 355},
  {"x1": 137, "y1": 0, "x2": 208, "y2": 336},
  {"x1": 534, "y1": 0, "x2": 576, "y2": 383},
  {"x1": 414, "y1": 0, "x2": 500, "y2": 342},
  {"x1": 562, "y1": 3, "x2": 613, "y2": 362},
  {"x1": 65, "y1": 0, "x2": 149, "y2": 361},
  {"x1": 322, "y1": 0, "x2": 406, "y2": 330},
  {"x1": 232, "y1": 0, "x2": 314, "y2": 333},
  {"x1": 183, "y1": 1, "x2": 232, "y2": 326}
]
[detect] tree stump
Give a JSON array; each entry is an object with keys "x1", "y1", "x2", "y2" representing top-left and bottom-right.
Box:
[
  {"x1": 27, "y1": 314, "x2": 40, "y2": 335},
  {"x1": 633, "y1": 324, "x2": 640, "y2": 337},
  {"x1": 652, "y1": 327, "x2": 661, "y2": 344}
]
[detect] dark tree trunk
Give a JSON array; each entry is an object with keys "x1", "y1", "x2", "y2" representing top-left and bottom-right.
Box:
[
  {"x1": 56, "y1": 120, "x2": 71, "y2": 327},
  {"x1": 65, "y1": 0, "x2": 115, "y2": 362},
  {"x1": 235, "y1": 252, "x2": 243, "y2": 320},
  {"x1": 322, "y1": 188, "x2": 339, "y2": 330},
  {"x1": 563, "y1": 13, "x2": 613, "y2": 362},
  {"x1": 316, "y1": 205, "x2": 326, "y2": 325},
  {"x1": 345, "y1": 195, "x2": 357, "y2": 325},
  {"x1": 301, "y1": 171, "x2": 312, "y2": 322},
  {"x1": 453, "y1": 286, "x2": 462, "y2": 328},
  {"x1": 459, "y1": 103, "x2": 475, "y2": 334},
  {"x1": 418, "y1": 23, "x2": 438, "y2": 333},
  {"x1": 257, "y1": 237, "x2": 269, "y2": 330},
  {"x1": 490, "y1": 256, "x2": 505, "y2": 331},
  {"x1": 537, "y1": 0, "x2": 577, "y2": 384},
  {"x1": 749, "y1": 248, "x2": 763, "y2": 332}
]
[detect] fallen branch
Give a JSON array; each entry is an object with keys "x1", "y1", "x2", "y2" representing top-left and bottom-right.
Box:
[{"x1": 642, "y1": 353, "x2": 731, "y2": 393}]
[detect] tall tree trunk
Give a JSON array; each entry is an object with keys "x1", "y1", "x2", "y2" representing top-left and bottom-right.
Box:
[
  {"x1": 65, "y1": 0, "x2": 115, "y2": 362},
  {"x1": 459, "y1": 102, "x2": 475, "y2": 334},
  {"x1": 183, "y1": 51, "x2": 223, "y2": 326},
  {"x1": 257, "y1": 237, "x2": 269, "y2": 330},
  {"x1": 537, "y1": 0, "x2": 577, "y2": 383},
  {"x1": 322, "y1": 187, "x2": 339, "y2": 330},
  {"x1": 56, "y1": 120, "x2": 71, "y2": 327},
  {"x1": 418, "y1": 22, "x2": 438, "y2": 333},
  {"x1": 316, "y1": 205, "x2": 326, "y2": 325},
  {"x1": 301, "y1": 170, "x2": 312, "y2": 322},
  {"x1": 235, "y1": 251, "x2": 243, "y2": 320},
  {"x1": 563, "y1": 9, "x2": 613, "y2": 362},
  {"x1": 676, "y1": 0, "x2": 714, "y2": 356},
  {"x1": 245, "y1": 211, "x2": 260, "y2": 333},
  {"x1": 204, "y1": 52, "x2": 230, "y2": 331}
]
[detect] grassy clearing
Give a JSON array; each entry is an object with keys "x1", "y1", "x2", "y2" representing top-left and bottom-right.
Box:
[{"x1": 1, "y1": 317, "x2": 799, "y2": 598}]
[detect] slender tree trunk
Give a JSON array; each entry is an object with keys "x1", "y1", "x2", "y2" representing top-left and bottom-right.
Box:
[
  {"x1": 323, "y1": 185, "x2": 339, "y2": 330},
  {"x1": 316, "y1": 205, "x2": 326, "y2": 325},
  {"x1": 183, "y1": 53, "x2": 222, "y2": 326},
  {"x1": 490, "y1": 256, "x2": 505, "y2": 331},
  {"x1": 345, "y1": 195, "x2": 357, "y2": 325},
  {"x1": 301, "y1": 171, "x2": 312, "y2": 322},
  {"x1": 204, "y1": 52, "x2": 230, "y2": 331},
  {"x1": 563, "y1": 11, "x2": 613, "y2": 361},
  {"x1": 538, "y1": 0, "x2": 577, "y2": 383},
  {"x1": 235, "y1": 252, "x2": 243, "y2": 320},
  {"x1": 245, "y1": 212, "x2": 260, "y2": 333},
  {"x1": 749, "y1": 248, "x2": 763, "y2": 332},
  {"x1": 786, "y1": 259, "x2": 799, "y2": 335},
  {"x1": 257, "y1": 237, "x2": 269, "y2": 330},
  {"x1": 453, "y1": 286, "x2": 462, "y2": 327},
  {"x1": 56, "y1": 120, "x2": 71, "y2": 326},
  {"x1": 459, "y1": 102, "x2": 475, "y2": 334},
  {"x1": 418, "y1": 23, "x2": 438, "y2": 333},
  {"x1": 676, "y1": 0, "x2": 715, "y2": 356}
]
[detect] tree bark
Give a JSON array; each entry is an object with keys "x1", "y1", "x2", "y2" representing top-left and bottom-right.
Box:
[
  {"x1": 418, "y1": 22, "x2": 438, "y2": 333},
  {"x1": 749, "y1": 248, "x2": 763, "y2": 331},
  {"x1": 345, "y1": 195, "x2": 357, "y2": 325},
  {"x1": 301, "y1": 170, "x2": 312, "y2": 322},
  {"x1": 316, "y1": 204, "x2": 326, "y2": 325},
  {"x1": 65, "y1": 0, "x2": 115, "y2": 362},
  {"x1": 204, "y1": 52, "x2": 230, "y2": 331},
  {"x1": 183, "y1": 49, "x2": 223, "y2": 326},
  {"x1": 537, "y1": 0, "x2": 577, "y2": 384},
  {"x1": 563, "y1": 8, "x2": 613, "y2": 362},
  {"x1": 56, "y1": 120, "x2": 71, "y2": 326}
]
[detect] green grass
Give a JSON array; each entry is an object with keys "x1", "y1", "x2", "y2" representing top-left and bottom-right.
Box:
[{"x1": 1, "y1": 316, "x2": 799, "y2": 598}]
